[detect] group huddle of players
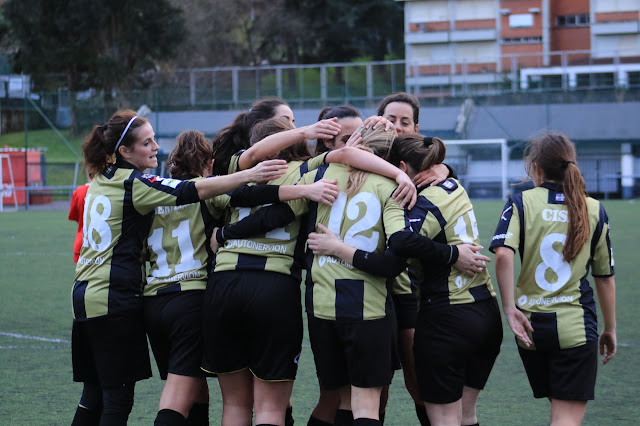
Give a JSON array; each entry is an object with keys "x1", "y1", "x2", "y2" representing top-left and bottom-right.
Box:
[{"x1": 69, "y1": 93, "x2": 616, "y2": 426}]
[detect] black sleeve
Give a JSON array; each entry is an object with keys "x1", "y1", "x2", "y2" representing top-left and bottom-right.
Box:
[
  {"x1": 217, "y1": 203, "x2": 296, "y2": 243},
  {"x1": 229, "y1": 185, "x2": 280, "y2": 207},
  {"x1": 352, "y1": 249, "x2": 407, "y2": 279},
  {"x1": 444, "y1": 163, "x2": 458, "y2": 179},
  {"x1": 388, "y1": 229, "x2": 458, "y2": 266},
  {"x1": 175, "y1": 181, "x2": 201, "y2": 205}
]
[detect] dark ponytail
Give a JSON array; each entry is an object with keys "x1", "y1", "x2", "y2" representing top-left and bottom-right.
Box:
[
  {"x1": 82, "y1": 109, "x2": 148, "y2": 175},
  {"x1": 211, "y1": 97, "x2": 289, "y2": 175}
]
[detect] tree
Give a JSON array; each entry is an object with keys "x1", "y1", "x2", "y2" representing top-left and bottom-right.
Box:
[{"x1": 3, "y1": 0, "x2": 187, "y2": 93}]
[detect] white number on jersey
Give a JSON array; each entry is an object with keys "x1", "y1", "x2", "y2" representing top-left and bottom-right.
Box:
[
  {"x1": 327, "y1": 192, "x2": 381, "y2": 252},
  {"x1": 453, "y1": 209, "x2": 479, "y2": 244},
  {"x1": 147, "y1": 219, "x2": 202, "y2": 280},
  {"x1": 82, "y1": 193, "x2": 113, "y2": 252},
  {"x1": 535, "y1": 233, "x2": 572, "y2": 292}
]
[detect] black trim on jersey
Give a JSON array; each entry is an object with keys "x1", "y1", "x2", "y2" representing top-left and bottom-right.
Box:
[
  {"x1": 136, "y1": 167, "x2": 199, "y2": 205},
  {"x1": 303, "y1": 164, "x2": 330, "y2": 318},
  {"x1": 72, "y1": 281, "x2": 88, "y2": 319},
  {"x1": 108, "y1": 172, "x2": 150, "y2": 315},
  {"x1": 436, "y1": 178, "x2": 459, "y2": 194},
  {"x1": 236, "y1": 253, "x2": 267, "y2": 270},
  {"x1": 409, "y1": 196, "x2": 447, "y2": 234},
  {"x1": 490, "y1": 199, "x2": 514, "y2": 254},
  {"x1": 511, "y1": 192, "x2": 526, "y2": 261},
  {"x1": 589, "y1": 203, "x2": 612, "y2": 274},
  {"x1": 299, "y1": 160, "x2": 310, "y2": 177},
  {"x1": 579, "y1": 277, "x2": 598, "y2": 343},
  {"x1": 388, "y1": 194, "x2": 457, "y2": 266},
  {"x1": 469, "y1": 283, "x2": 493, "y2": 302},
  {"x1": 352, "y1": 249, "x2": 407, "y2": 279},
  {"x1": 335, "y1": 279, "x2": 365, "y2": 320},
  {"x1": 200, "y1": 201, "x2": 220, "y2": 274},
  {"x1": 542, "y1": 182, "x2": 565, "y2": 205},
  {"x1": 174, "y1": 175, "x2": 223, "y2": 277},
  {"x1": 530, "y1": 311, "x2": 561, "y2": 351}
]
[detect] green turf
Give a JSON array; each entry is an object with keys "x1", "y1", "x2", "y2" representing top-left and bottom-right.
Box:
[{"x1": 0, "y1": 200, "x2": 638, "y2": 425}]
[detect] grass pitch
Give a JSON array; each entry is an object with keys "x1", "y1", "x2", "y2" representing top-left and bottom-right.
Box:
[{"x1": 0, "y1": 200, "x2": 638, "y2": 425}]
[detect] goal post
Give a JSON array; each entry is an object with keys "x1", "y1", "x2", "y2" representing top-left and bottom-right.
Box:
[{"x1": 442, "y1": 138, "x2": 509, "y2": 200}]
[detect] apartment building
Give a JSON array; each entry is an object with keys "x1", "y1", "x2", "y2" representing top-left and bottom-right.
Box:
[{"x1": 398, "y1": 0, "x2": 640, "y2": 92}]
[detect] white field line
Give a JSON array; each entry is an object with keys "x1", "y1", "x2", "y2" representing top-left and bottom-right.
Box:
[{"x1": 0, "y1": 331, "x2": 70, "y2": 343}]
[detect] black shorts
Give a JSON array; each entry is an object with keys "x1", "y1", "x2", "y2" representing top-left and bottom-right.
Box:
[
  {"x1": 518, "y1": 340, "x2": 598, "y2": 401},
  {"x1": 392, "y1": 293, "x2": 418, "y2": 330},
  {"x1": 144, "y1": 290, "x2": 212, "y2": 379},
  {"x1": 72, "y1": 309, "x2": 152, "y2": 387},
  {"x1": 308, "y1": 315, "x2": 395, "y2": 390},
  {"x1": 201, "y1": 270, "x2": 303, "y2": 381},
  {"x1": 414, "y1": 297, "x2": 503, "y2": 404}
]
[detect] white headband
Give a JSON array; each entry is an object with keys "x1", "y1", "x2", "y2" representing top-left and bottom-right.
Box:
[{"x1": 113, "y1": 116, "x2": 138, "y2": 154}]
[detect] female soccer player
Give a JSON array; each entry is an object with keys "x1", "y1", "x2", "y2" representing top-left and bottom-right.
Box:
[
  {"x1": 71, "y1": 110, "x2": 287, "y2": 425},
  {"x1": 385, "y1": 134, "x2": 502, "y2": 426},
  {"x1": 144, "y1": 131, "x2": 337, "y2": 426},
  {"x1": 491, "y1": 133, "x2": 616, "y2": 426},
  {"x1": 211, "y1": 97, "x2": 294, "y2": 176},
  {"x1": 378, "y1": 92, "x2": 455, "y2": 426}
]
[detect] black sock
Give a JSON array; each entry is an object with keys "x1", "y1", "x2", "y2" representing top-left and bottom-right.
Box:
[
  {"x1": 72, "y1": 405, "x2": 101, "y2": 426},
  {"x1": 285, "y1": 405, "x2": 295, "y2": 426},
  {"x1": 334, "y1": 409, "x2": 354, "y2": 426},
  {"x1": 353, "y1": 419, "x2": 380, "y2": 426},
  {"x1": 307, "y1": 416, "x2": 333, "y2": 426},
  {"x1": 186, "y1": 403, "x2": 209, "y2": 426},
  {"x1": 415, "y1": 404, "x2": 430, "y2": 426},
  {"x1": 154, "y1": 408, "x2": 187, "y2": 426}
]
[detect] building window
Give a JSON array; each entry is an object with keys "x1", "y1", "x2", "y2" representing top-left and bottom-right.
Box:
[
  {"x1": 503, "y1": 37, "x2": 543, "y2": 44},
  {"x1": 556, "y1": 14, "x2": 590, "y2": 27},
  {"x1": 509, "y1": 14, "x2": 534, "y2": 28}
]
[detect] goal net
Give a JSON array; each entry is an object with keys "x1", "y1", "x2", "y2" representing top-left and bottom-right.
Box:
[{"x1": 442, "y1": 138, "x2": 510, "y2": 200}]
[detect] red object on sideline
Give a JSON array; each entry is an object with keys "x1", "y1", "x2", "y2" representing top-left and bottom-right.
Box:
[{"x1": 68, "y1": 183, "x2": 90, "y2": 263}]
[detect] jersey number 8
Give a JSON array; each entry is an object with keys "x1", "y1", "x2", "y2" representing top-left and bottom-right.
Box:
[{"x1": 82, "y1": 193, "x2": 113, "y2": 252}]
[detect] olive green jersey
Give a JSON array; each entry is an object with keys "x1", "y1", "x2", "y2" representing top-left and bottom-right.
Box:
[
  {"x1": 406, "y1": 178, "x2": 495, "y2": 307},
  {"x1": 72, "y1": 163, "x2": 200, "y2": 320},
  {"x1": 144, "y1": 177, "x2": 229, "y2": 296},
  {"x1": 214, "y1": 152, "x2": 328, "y2": 279},
  {"x1": 288, "y1": 163, "x2": 406, "y2": 321},
  {"x1": 490, "y1": 182, "x2": 614, "y2": 350}
]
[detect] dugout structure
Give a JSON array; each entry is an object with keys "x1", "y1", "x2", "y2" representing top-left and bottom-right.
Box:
[{"x1": 442, "y1": 138, "x2": 509, "y2": 200}]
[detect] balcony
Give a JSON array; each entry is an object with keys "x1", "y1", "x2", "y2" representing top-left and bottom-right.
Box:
[{"x1": 592, "y1": 21, "x2": 640, "y2": 35}]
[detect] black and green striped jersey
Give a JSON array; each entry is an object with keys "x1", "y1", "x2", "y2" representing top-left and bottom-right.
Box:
[
  {"x1": 490, "y1": 182, "x2": 614, "y2": 350},
  {"x1": 72, "y1": 162, "x2": 200, "y2": 320},
  {"x1": 404, "y1": 178, "x2": 496, "y2": 307},
  {"x1": 213, "y1": 152, "x2": 328, "y2": 279},
  {"x1": 144, "y1": 177, "x2": 225, "y2": 296},
  {"x1": 288, "y1": 163, "x2": 406, "y2": 321},
  {"x1": 144, "y1": 179, "x2": 283, "y2": 296}
]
